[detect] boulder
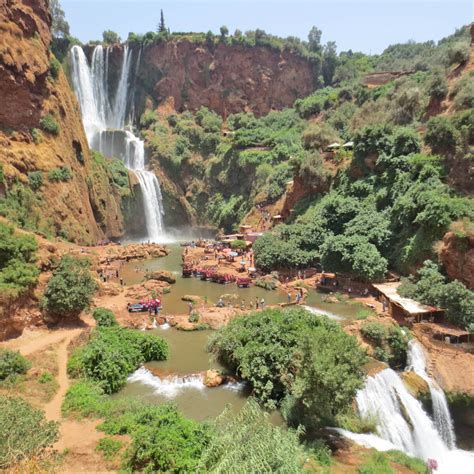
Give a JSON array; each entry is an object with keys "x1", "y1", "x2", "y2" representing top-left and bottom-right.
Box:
[
  {"x1": 147, "y1": 270, "x2": 176, "y2": 284},
  {"x1": 401, "y1": 371, "x2": 430, "y2": 398},
  {"x1": 204, "y1": 369, "x2": 224, "y2": 388}
]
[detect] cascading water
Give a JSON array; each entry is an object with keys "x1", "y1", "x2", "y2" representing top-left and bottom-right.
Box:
[
  {"x1": 406, "y1": 339, "x2": 456, "y2": 448},
  {"x1": 70, "y1": 44, "x2": 165, "y2": 241},
  {"x1": 335, "y1": 368, "x2": 474, "y2": 474}
]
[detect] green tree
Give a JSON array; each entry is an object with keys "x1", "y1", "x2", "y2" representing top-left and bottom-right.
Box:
[
  {"x1": 102, "y1": 30, "x2": 121, "y2": 44},
  {"x1": 322, "y1": 41, "x2": 338, "y2": 85},
  {"x1": 424, "y1": 116, "x2": 459, "y2": 156},
  {"x1": 49, "y1": 0, "x2": 70, "y2": 38},
  {"x1": 42, "y1": 256, "x2": 97, "y2": 319},
  {"x1": 308, "y1": 26, "x2": 322, "y2": 53},
  {"x1": 219, "y1": 25, "x2": 229, "y2": 42},
  {"x1": 157, "y1": 9, "x2": 166, "y2": 33},
  {"x1": 0, "y1": 349, "x2": 31, "y2": 380}
]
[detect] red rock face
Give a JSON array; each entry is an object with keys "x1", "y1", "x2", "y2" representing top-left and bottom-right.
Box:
[
  {"x1": 139, "y1": 40, "x2": 315, "y2": 117},
  {"x1": 0, "y1": 0, "x2": 52, "y2": 129},
  {"x1": 439, "y1": 231, "x2": 474, "y2": 290}
]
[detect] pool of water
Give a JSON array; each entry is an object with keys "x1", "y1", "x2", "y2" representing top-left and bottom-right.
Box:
[
  {"x1": 120, "y1": 244, "x2": 286, "y2": 315},
  {"x1": 115, "y1": 327, "x2": 251, "y2": 421}
]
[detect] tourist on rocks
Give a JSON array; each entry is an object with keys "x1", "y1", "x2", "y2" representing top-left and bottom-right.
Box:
[
  {"x1": 188, "y1": 302, "x2": 193, "y2": 315},
  {"x1": 295, "y1": 292, "x2": 301, "y2": 304},
  {"x1": 217, "y1": 297, "x2": 225, "y2": 308},
  {"x1": 120, "y1": 278, "x2": 124, "y2": 286},
  {"x1": 255, "y1": 297, "x2": 259, "y2": 310},
  {"x1": 260, "y1": 298, "x2": 265, "y2": 310},
  {"x1": 287, "y1": 292, "x2": 292, "y2": 304}
]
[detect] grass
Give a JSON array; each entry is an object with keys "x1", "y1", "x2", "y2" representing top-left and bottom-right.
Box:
[{"x1": 95, "y1": 437, "x2": 123, "y2": 461}]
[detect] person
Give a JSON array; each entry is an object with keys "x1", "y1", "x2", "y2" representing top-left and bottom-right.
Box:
[
  {"x1": 285, "y1": 276, "x2": 290, "y2": 287},
  {"x1": 295, "y1": 292, "x2": 301, "y2": 304},
  {"x1": 217, "y1": 297, "x2": 224, "y2": 308},
  {"x1": 188, "y1": 302, "x2": 193, "y2": 315},
  {"x1": 255, "y1": 297, "x2": 259, "y2": 310},
  {"x1": 348, "y1": 287, "x2": 352, "y2": 297},
  {"x1": 260, "y1": 298, "x2": 265, "y2": 310},
  {"x1": 240, "y1": 299, "x2": 246, "y2": 310},
  {"x1": 115, "y1": 269, "x2": 119, "y2": 278},
  {"x1": 119, "y1": 278, "x2": 124, "y2": 286},
  {"x1": 287, "y1": 292, "x2": 292, "y2": 304}
]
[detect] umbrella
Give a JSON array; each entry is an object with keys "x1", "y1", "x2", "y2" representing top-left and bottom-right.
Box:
[
  {"x1": 230, "y1": 252, "x2": 239, "y2": 257},
  {"x1": 248, "y1": 267, "x2": 256, "y2": 272}
]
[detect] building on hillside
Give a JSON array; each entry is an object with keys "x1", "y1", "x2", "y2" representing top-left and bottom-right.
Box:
[{"x1": 372, "y1": 282, "x2": 444, "y2": 323}]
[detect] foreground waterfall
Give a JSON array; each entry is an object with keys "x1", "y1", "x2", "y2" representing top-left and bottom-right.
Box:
[
  {"x1": 70, "y1": 45, "x2": 165, "y2": 241},
  {"x1": 336, "y1": 368, "x2": 474, "y2": 474},
  {"x1": 406, "y1": 339, "x2": 456, "y2": 448}
]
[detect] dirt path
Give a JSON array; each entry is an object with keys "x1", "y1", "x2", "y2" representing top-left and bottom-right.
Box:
[{"x1": 43, "y1": 329, "x2": 82, "y2": 421}]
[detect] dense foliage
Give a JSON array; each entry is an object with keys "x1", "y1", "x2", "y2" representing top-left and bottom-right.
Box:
[
  {"x1": 360, "y1": 322, "x2": 410, "y2": 368},
  {"x1": 42, "y1": 255, "x2": 97, "y2": 318},
  {"x1": 0, "y1": 396, "x2": 58, "y2": 469},
  {"x1": 208, "y1": 307, "x2": 366, "y2": 425},
  {"x1": 0, "y1": 349, "x2": 31, "y2": 380},
  {"x1": 399, "y1": 260, "x2": 474, "y2": 330},
  {"x1": 0, "y1": 222, "x2": 39, "y2": 300},
  {"x1": 198, "y1": 400, "x2": 304, "y2": 473},
  {"x1": 67, "y1": 326, "x2": 169, "y2": 393},
  {"x1": 92, "y1": 307, "x2": 118, "y2": 327}
]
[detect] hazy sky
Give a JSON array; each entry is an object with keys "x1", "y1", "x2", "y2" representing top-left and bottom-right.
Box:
[{"x1": 62, "y1": 0, "x2": 472, "y2": 54}]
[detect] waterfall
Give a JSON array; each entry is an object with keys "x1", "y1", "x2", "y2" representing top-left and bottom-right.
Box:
[
  {"x1": 70, "y1": 45, "x2": 166, "y2": 242},
  {"x1": 406, "y1": 339, "x2": 456, "y2": 448},
  {"x1": 335, "y1": 368, "x2": 474, "y2": 474}
]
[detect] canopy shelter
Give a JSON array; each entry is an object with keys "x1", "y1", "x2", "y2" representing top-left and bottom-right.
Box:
[
  {"x1": 372, "y1": 282, "x2": 444, "y2": 323},
  {"x1": 420, "y1": 322, "x2": 472, "y2": 344}
]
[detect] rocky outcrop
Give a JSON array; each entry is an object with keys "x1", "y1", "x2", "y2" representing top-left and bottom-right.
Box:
[
  {"x1": 439, "y1": 229, "x2": 474, "y2": 289},
  {"x1": 136, "y1": 40, "x2": 315, "y2": 117},
  {"x1": 0, "y1": 0, "x2": 127, "y2": 244},
  {"x1": 146, "y1": 270, "x2": 176, "y2": 284}
]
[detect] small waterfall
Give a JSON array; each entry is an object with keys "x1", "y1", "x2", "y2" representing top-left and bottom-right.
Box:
[
  {"x1": 302, "y1": 305, "x2": 344, "y2": 321},
  {"x1": 336, "y1": 368, "x2": 474, "y2": 474},
  {"x1": 406, "y1": 339, "x2": 456, "y2": 448},
  {"x1": 128, "y1": 367, "x2": 205, "y2": 397},
  {"x1": 70, "y1": 45, "x2": 165, "y2": 242}
]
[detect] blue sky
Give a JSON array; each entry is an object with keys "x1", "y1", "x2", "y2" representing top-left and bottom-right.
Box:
[{"x1": 62, "y1": 0, "x2": 472, "y2": 54}]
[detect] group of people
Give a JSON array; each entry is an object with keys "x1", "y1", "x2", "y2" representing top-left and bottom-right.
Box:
[{"x1": 287, "y1": 287, "x2": 304, "y2": 304}]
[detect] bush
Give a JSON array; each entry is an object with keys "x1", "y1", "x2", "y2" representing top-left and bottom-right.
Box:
[
  {"x1": 48, "y1": 166, "x2": 72, "y2": 182},
  {"x1": 198, "y1": 400, "x2": 304, "y2": 473},
  {"x1": 92, "y1": 308, "x2": 118, "y2": 327},
  {"x1": 39, "y1": 114, "x2": 60, "y2": 135},
  {"x1": 427, "y1": 70, "x2": 448, "y2": 100},
  {"x1": 31, "y1": 128, "x2": 42, "y2": 144},
  {"x1": 42, "y1": 256, "x2": 97, "y2": 319},
  {"x1": 68, "y1": 327, "x2": 168, "y2": 393},
  {"x1": 95, "y1": 437, "x2": 122, "y2": 461},
  {"x1": 424, "y1": 116, "x2": 459, "y2": 155},
  {"x1": 0, "y1": 222, "x2": 39, "y2": 299},
  {"x1": 0, "y1": 349, "x2": 31, "y2": 380},
  {"x1": 28, "y1": 171, "x2": 43, "y2": 191},
  {"x1": 49, "y1": 56, "x2": 61, "y2": 79},
  {"x1": 0, "y1": 396, "x2": 58, "y2": 468},
  {"x1": 230, "y1": 239, "x2": 247, "y2": 250},
  {"x1": 209, "y1": 307, "x2": 366, "y2": 423},
  {"x1": 361, "y1": 322, "x2": 386, "y2": 345},
  {"x1": 62, "y1": 379, "x2": 105, "y2": 417}
]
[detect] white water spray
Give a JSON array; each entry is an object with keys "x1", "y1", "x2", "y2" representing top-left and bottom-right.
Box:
[
  {"x1": 406, "y1": 339, "x2": 456, "y2": 448},
  {"x1": 70, "y1": 45, "x2": 165, "y2": 241},
  {"x1": 336, "y1": 368, "x2": 473, "y2": 474}
]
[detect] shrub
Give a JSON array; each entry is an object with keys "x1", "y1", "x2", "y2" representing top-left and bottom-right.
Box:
[
  {"x1": 0, "y1": 396, "x2": 58, "y2": 468},
  {"x1": 49, "y1": 56, "x2": 61, "y2": 79},
  {"x1": 92, "y1": 307, "x2": 118, "y2": 327},
  {"x1": 42, "y1": 256, "x2": 97, "y2": 319},
  {"x1": 68, "y1": 327, "x2": 168, "y2": 393},
  {"x1": 424, "y1": 116, "x2": 459, "y2": 155},
  {"x1": 48, "y1": 166, "x2": 72, "y2": 182},
  {"x1": 427, "y1": 70, "x2": 448, "y2": 100},
  {"x1": 198, "y1": 400, "x2": 303, "y2": 472},
  {"x1": 28, "y1": 171, "x2": 43, "y2": 191},
  {"x1": 39, "y1": 114, "x2": 60, "y2": 135},
  {"x1": 361, "y1": 322, "x2": 386, "y2": 345},
  {"x1": 0, "y1": 349, "x2": 31, "y2": 380},
  {"x1": 62, "y1": 379, "x2": 105, "y2": 417},
  {"x1": 230, "y1": 239, "x2": 247, "y2": 250},
  {"x1": 38, "y1": 371, "x2": 54, "y2": 384},
  {"x1": 95, "y1": 437, "x2": 122, "y2": 461},
  {"x1": 31, "y1": 128, "x2": 42, "y2": 144}
]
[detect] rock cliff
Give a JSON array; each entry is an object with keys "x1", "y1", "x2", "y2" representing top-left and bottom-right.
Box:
[
  {"x1": 0, "y1": 0, "x2": 127, "y2": 244},
  {"x1": 136, "y1": 40, "x2": 315, "y2": 117}
]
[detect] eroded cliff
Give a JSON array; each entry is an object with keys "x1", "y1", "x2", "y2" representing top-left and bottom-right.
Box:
[{"x1": 0, "y1": 0, "x2": 128, "y2": 244}]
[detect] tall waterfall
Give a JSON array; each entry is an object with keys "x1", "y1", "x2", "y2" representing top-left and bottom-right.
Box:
[
  {"x1": 406, "y1": 339, "x2": 456, "y2": 448},
  {"x1": 335, "y1": 368, "x2": 474, "y2": 474},
  {"x1": 70, "y1": 44, "x2": 165, "y2": 241}
]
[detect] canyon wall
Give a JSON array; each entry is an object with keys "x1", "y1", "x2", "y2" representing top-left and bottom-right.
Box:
[
  {"x1": 0, "y1": 0, "x2": 127, "y2": 244},
  {"x1": 137, "y1": 40, "x2": 316, "y2": 117}
]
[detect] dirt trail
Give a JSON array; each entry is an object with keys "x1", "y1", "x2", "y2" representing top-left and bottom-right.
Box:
[{"x1": 42, "y1": 329, "x2": 82, "y2": 421}]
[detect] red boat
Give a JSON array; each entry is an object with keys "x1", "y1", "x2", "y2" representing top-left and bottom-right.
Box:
[
  {"x1": 236, "y1": 277, "x2": 251, "y2": 288},
  {"x1": 182, "y1": 265, "x2": 193, "y2": 277},
  {"x1": 217, "y1": 273, "x2": 235, "y2": 284}
]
